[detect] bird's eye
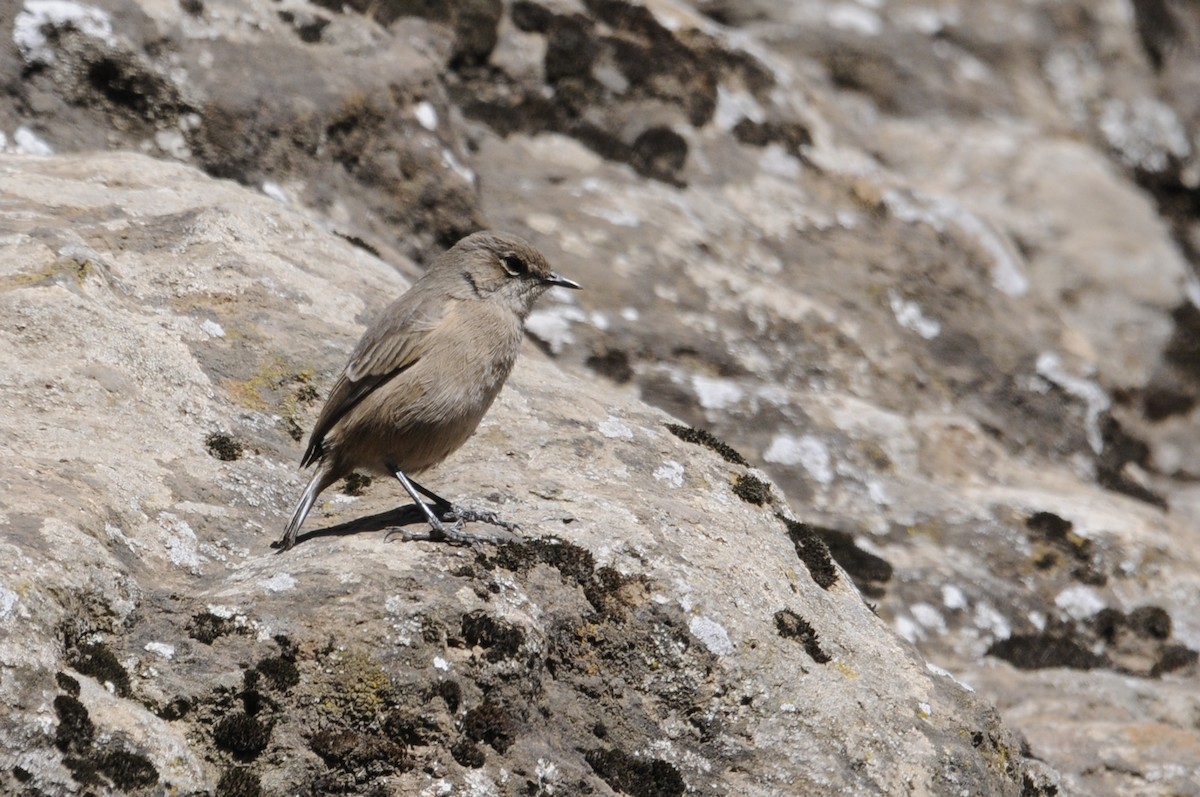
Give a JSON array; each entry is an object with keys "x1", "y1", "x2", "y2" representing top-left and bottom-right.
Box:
[{"x1": 500, "y1": 254, "x2": 527, "y2": 276}]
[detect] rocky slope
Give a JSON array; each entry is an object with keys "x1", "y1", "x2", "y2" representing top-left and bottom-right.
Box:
[
  {"x1": 3, "y1": 0, "x2": 1200, "y2": 795},
  {"x1": 1, "y1": 151, "x2": 1046, "y2": 795}
]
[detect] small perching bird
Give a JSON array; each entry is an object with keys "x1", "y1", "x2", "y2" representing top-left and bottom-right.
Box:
[{"x1": 276, "y1": 231, "x2": 581, "y2": 551}]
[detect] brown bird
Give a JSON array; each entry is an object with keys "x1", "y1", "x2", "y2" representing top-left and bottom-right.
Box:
[{"x1": 276, "y1": 231, "x2": 580, "y2": 551}]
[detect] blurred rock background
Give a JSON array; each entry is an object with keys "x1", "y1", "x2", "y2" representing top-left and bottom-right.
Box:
[{"x1": 2, "y1": 0, "x2": 1199, "y2": 795}]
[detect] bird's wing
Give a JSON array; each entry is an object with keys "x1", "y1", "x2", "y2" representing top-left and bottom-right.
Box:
[{"x1": 300, "y1": 289, "x2": 446, "y2": 468}]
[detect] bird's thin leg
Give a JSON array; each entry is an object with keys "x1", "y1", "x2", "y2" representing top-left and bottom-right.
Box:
[
  {"x1": 406, "y1": 475, "x2": 521, "y2": 532},
  {"x1": 387, "y1": 466, "x2": 506, "y2": 545}
]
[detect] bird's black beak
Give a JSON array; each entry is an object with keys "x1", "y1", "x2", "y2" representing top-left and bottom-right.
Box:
[{"x1": 544, "y1": 272, "x2": 582, "y2": 290}]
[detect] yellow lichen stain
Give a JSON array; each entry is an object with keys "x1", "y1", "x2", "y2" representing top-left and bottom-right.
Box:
[
  {"x1": 834, "y1": 660, "x2": 858, "y2": 679},
  {"x1": 317, "y1": 650, "x2": 394, "y2": 725},
  {"x1": 572, "y1": 622, "x2": 603, "y2": 677},
  {"x1": 2, "y1": 257, "x2": 94, "y2": 291},
  {"x1": 223, "y1": 355, "x2": 315, "y2": 416}
]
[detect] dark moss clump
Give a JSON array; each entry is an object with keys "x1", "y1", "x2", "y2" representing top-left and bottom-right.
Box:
[
  {"x1": 341, "y1": 472, "x2": 372, "y2": 496},
  {"x1": 383, "y1": 709, "x2": 442, "y2": 747},
  {"x1": 205, "y1": 432, "x2": 244, "y2": 461},
  {"x1": 56, "y1": 671, "x2": 80, "y2": 696},
  {"x1": 485, "y1": 536, "x2": 597, "y2": 583},
  {"x1": 584, "y1": 565, "x2": 648, "y2": 620},
  {"x1": 1095, "y1": 414, "x2": 1166, "y2": 509},
  {"x1": 733, "y1": 118, "x2": 813, "y2": 151},
  {"x1": 987, "y1": 634, "x2": 1109, "y2": 671},
  {"x1": 335, "y1": 231, "x2": 381, "y2": 258},
  {"x1": 213, "y1": 712, "x2": 273, "y2": 758},
  {"x1": 1026, "y1": 510, "x2": 1105, "y2": 584},
  {"x1": 187, "y1": 611, "x2": 245, "y2": 644},
  {"x1": 216, "y1": 767, "x2": 262, "y2": 797},
  {"x1": 53, "y1": 684, "x2": 159, "y2": 790},
  {"x1": 779, "y1": 517, "x2": 838, "y2": 590},
  {"x1": 69, "y1": 642, "x2": 131, "y2": 696},
  {"x1": 732, "y1": 473, "x2": 770, "y2": 505},
  {"x1": 664, "y1": 423, "x2": 748, "y2": 465},
  {"x1": 310, "y1": 729, "x2": 408, "y2": 775},
  {"x1": 462, "y1": 701, "x2": 517, "y2": 753},
  {"x1": 157, "y1": 697, "x2": 191, "y2": 720},
  {"x1": 451, "y1": 738, "x2": 486, "y2": 768},
  {"x1": 236, "y1": 678, "x2": 271, "y2": 717},
  {"x1": 64, "y1": 748, "x2": 158, "y2": 791},
  {"x1": 812, "y1": 525, "x2": 892, "y2": 597},
  {"x1": 1151, "y1": 645, "x2": 1199, "y2": 677},
  {"x1": 585, "y1": 747, "x2": 686, "y2": 797},
  {"x1": 434, "y1": 679, "x2": 461, "y2": 713},
  {"x1": 54, "y1": 695, "x2": 95, "y2": 753},
  {"x1": 586, "y1": 348, "x2": 634, "y2": 383},
  {"x1": 89, "y1": 749, "x2": 159, "y2": 791},
  {"x1": 482, "y1": 537, "x2": 648, "y2": 620},
  {"x1": 255, "y1": 655, "x2": 300, "y2": 691},
  {"x1": 774, "y1": 610, "x2": 832, "y2": 664},
  {"x1": 460, "y1": 611, "x2": 525, "y2": 661},
  {"x1": 1025, "y1": 511, "x2": 1073, "y2": 544},
  {"x1": 1127, "y1": 606, "x2": 1171, "y2": 640}
]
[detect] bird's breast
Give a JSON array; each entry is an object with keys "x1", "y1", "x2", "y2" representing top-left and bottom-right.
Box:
[{"x1": 413, "y1": 300, "x2": 523, "y2": 420}]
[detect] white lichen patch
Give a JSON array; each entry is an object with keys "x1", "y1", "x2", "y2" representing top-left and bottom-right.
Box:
[
  {"x1": 0, "y1": 586, "x2": 19, "y2": 620},
  {"x1": 199, "y1": 318, "x2": 225, "y2": 338},
  {"x1": 1035, "y1": 351, "x2": 1110, "y2": 454},
  {"x1": 764, "y1": 433, "x2": 833, "y2": 484},
  {"x1": 6, "y1": 126, "x2": 54, "y2": 156},
  {"x1": 1054, "y1": 584, "x2": 1107, "y2": 620},
  {"x1": 441, "y1": 148, "x2": 475, "y2": 185},
  {"x1": 159, "y1": 512, "x2": 204, "y2": 574},
  {"x1": 144, "y1": 641, "x2": 175, "y2": 659},
  {"x1": 941, "y1": 584, "x2": 967, "y2": 611},
  {"x1": 14, "y1": 0, "x2": 116, "y2": 65},
  {"x1": 714, "y1": 83, "x2": 765, "y2": 130},
  {"x1": 414, "y1": 101, "x2": 438, "y2": 131},
  {"x1": 526, "y1": 304, "x2": 587, "y2": 354},
  {"x1": 583, "y1": 203, "x2": 642, "y2": 227},
  {"x1": 926, "y1": 661, "x2": 975, "y2": 692},
  {"x1": 261, "y1": 181, "x2": 289, "y2": 203},
  {"x1": 689, "y1": 615, "x2": 735, "y2": 656},
  {"x1": 1099, "y1": 96, "x2": 1190, "y2": 173},
  {"x1": 691, "y1": 374, "x2": 743, "y2": 410},
  {"x1": 257, "y1": 572, "x2": 296, "y2": 593},
  {"x1": 653, "y1": 460, "x2": 685, "y2": 488},
  {"x1": 598, "y1": 415, "x2": 634, "y2": 439},
  {"x1": 973, "y1": 602, "x2": 1011, "y2": 639},
  {"x1": 827, "y1": 3, "x2": 882, "y2": 35},
  {"x1": 883, "y1": 188, "x2": 1028, "y2": 297},
  {"x1": 911, "y1": 603, "x2": 947, "y2": 634},
  {"x1": 894, "y1": 614, "x2": 920, "y2": 643},
  {"x1": 888, "y1": 290, "x2": 942, "y2": 340}
]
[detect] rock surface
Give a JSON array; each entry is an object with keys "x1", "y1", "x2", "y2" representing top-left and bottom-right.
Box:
[
  {"x1": 2, "y1": 152, "x2": 1038, "y2": 795},
  {"x1": 3, "y1": 0, "x2": 1200, "y2": 795}
]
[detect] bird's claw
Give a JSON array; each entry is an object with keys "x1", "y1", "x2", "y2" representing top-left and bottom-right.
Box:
[
  {"x1": 387, "y1": 518, "x2": 504, "y2": 546},
  {"x1": 383, "y1": 501, "x2": 516, "y2": 546},
  {"x1": 443, "y1": 504, "x2": 521, "y2": 533}
]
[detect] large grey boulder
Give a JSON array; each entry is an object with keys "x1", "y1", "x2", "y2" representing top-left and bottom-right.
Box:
[{"x1": 0, "y1": 152, "x2": 1046, "y2": 795}]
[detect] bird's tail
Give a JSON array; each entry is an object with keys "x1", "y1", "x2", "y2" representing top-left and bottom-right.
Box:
[{"x1": 276, "y1": 466, "x2": 336, "y2": 552}]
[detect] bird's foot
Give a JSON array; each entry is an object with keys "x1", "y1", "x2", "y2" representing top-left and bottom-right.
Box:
[
  {"x1": 384, "y1": 498, "x2": 518, "y2": 546},
  {"x1": 443, "y1": 504, "x2": 521, "y2": 533},
  {"x1": 390, "y1": 515, "x2": 505, "y2": 546},
  {"x1": 393, "y1": 516, "x2": 501, "y2": 547}
]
